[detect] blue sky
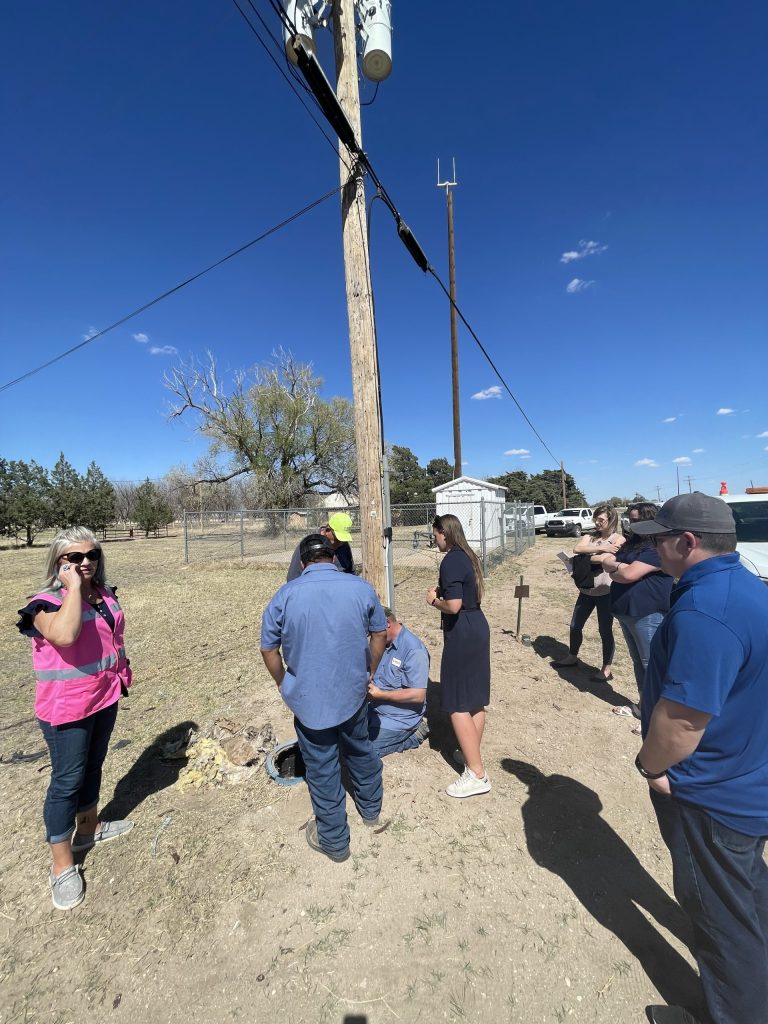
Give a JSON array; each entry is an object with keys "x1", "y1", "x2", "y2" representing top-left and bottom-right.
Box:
[{"x1": 2, "y1": 1, "x2": 767, "y2": 503}]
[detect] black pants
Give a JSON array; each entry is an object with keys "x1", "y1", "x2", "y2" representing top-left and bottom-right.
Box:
[{"x1": 569, "y1": 592, "x2": 615, "y2": 666}]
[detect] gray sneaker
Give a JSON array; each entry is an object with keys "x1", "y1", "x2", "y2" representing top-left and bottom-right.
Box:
[
  {"x1": 49, "y1": 865, "x2": 84, "y2": 911},
  {"x1": 446, "y1": 767, "x2": 491, "y2": 799},
  {"x1": 305, "y1": 819, "x2": 350, "y2": 862},
  {"x1": 71, "y1": 819, "x2": 134, "y2": 853}
]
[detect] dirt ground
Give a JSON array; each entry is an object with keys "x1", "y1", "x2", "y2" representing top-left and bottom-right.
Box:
[{"x1": 0, "y1": 534, "x2": 703, "y2": 1024}]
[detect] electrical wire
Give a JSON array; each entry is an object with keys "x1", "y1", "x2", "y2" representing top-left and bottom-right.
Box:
[
  {"x1": 230, "y1": 0, "x2": 353, "y2": 173},
  {"x1": 249, "y1": 1, "x2": 562, "y2": 466},
  {"x1": 0, "y1": 184, "x2": 344, "y2": 396}
]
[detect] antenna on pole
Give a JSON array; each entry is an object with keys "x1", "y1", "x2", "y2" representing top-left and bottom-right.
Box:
[{"x1": 437, "y1": 157, "x2": 462, "y2": 478}]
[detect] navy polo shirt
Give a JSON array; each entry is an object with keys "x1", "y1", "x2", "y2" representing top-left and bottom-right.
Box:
[
  {"x1": 642, "y1": 553, "x2": 768, "y2": 835},
  {"x1": 368, "y1": 625, "x2": 429, "y2": 733},
  {"x1": 261, "y1": 562, "x2": 387, "y2": 729}
]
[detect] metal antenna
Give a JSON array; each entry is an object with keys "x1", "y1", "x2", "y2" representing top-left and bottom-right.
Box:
[{"x1": 437, "y1": 157, "x2": 457, "y2": 190}]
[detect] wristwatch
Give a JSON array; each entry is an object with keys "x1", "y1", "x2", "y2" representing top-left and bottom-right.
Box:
[{"x1": 635, "y1": 753, "x2": 666, "y2": 780}]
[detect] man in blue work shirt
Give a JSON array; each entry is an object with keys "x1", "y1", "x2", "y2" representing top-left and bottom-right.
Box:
[
  {"x1": 261, "y1": 533, "x2": 387, "y2": 863},
  {"x1": 631, "y1": 492, "x2": 768, "y2": 1024},
  {"x1": 367, "y1": 608, "x2": 430, "y2": 757}
]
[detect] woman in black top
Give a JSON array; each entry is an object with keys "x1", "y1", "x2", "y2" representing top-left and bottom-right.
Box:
[{"x1": 428, "y1": 514, "x2": 491, "y2": 799}]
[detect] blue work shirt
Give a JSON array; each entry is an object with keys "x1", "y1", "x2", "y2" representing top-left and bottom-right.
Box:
[
  {"x1": 642, "y1": 553, "x2": 768, "y2": 835},
  {"x1": 261, "y1": 562, "x2": 387, "y2": 730},
  {"x1": 368, "y1": 625, "x2": 429, "y2": 733}
]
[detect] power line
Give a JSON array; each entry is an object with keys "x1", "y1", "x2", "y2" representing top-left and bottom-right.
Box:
[
  {"x1": 257, "y1": 1, "x2": 560, "y2": 466},
  {"x1": 230, "y1": 0, "x2": 353, "y2": 173},
  {"x1": 0, "y1": 184, "x2": 344, "y2": 395}
]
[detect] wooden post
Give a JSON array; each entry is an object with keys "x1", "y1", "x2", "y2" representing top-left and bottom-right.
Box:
[
  {"x1": 333, "y1": 0, "x2": 386, "y2": 597},
  {"x1": 561, "y1": 461, "x2": 567, "y2": 510},
  {"x1": 447, "y1": 188, "x2": 462, "y2": 478}
]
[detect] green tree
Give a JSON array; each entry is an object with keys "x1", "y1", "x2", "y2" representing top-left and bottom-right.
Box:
[
  {"x1": 388, "y1": 445, "x2": 428, "y2": 503},
  {"x1": 487, "y1": 470, "x2": 531, "y2": 501},
  {"x1": 133, "y1": 479, "x2": 174, "y2": 537},
  {"x1": 527, "y1": 469, "x2": 586, "y2": 510},
  {"x1": 82, "y1": 462, "x2": 117, "y2": 534},
  {"x1": 0, "y1": 459, "x2": 52, "y2": 545},
  {"x1": 50, "y1": 453, "x2": 84, "y2": 527},
  {"x1": 165, "y1": 350, "x2": 357, "y2": 508},
  {"x1": 426, "y1": 458, "x2": 454, "y2": 487}
]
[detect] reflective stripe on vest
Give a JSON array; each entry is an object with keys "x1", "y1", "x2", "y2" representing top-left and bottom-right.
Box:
[{"x1": 35, "y1": 652, "x2": 118, "y2": 682}]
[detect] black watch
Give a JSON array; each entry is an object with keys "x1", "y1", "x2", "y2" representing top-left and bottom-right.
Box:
[{"x1": 635, "y1": 752, "x2": 666, "y2": 780}]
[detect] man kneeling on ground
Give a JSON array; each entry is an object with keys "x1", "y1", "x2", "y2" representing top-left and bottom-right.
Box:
[{"x1": 367, "y1": 608, "x2": 430, "y2": 757}]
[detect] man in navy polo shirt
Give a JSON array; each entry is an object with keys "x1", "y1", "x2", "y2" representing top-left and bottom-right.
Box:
[
  {"x1": 632, "y1": 492, "x2": 768, "y2": 1024},
  {"x1": 367, "y1": 609, "x2": 430, "y2": 757},
  {"x1": 261, "y1": 534, "x2": 387, "y2": 863}
]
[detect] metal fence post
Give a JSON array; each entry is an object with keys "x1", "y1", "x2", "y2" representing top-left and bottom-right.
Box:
[
  {"x1": 480, "y1": 495, "x2": 487, "y2": 574},
  {"x1": 283, "y1": 511, "x2": 288, "y2": 550},
  {"x1": 184, "y1": 511, "x2": 189, "y2": 563},
  {"x1": 240, "y1": 509, "x2": 245, "y2": 559}
]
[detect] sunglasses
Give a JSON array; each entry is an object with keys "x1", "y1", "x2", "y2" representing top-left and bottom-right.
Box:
[{"x1": 60, "y1": 549, "x2": 101, "y2": 564}]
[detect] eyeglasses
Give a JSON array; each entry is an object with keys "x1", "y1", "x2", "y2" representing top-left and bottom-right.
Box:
[
  {"x1": 650, "y1": 531, "x2": 700, "y2": 547},
  {"x1": 60, "y1": 549, "x2": 101, "y2": 564}
]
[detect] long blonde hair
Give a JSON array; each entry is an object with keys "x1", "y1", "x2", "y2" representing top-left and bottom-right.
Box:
[
  {"x1": 41, "y1": 527, "x2": 107, "y2": 592},
  {"x1": 433, "y1": 514, "x2": 484, "y2": 601}
]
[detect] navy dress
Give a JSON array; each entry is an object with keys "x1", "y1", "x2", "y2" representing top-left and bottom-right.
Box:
[{"x1": 438, "y1": 547, "x2": 491, "y2": 712}]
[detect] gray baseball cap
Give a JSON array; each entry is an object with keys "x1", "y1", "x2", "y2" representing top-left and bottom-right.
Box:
[{"x1": 631, "y1": 492, "x2": 736, "y2": 536}]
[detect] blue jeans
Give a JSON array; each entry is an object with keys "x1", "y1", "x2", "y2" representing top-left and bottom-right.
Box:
[
  {"x1": 368, "y1": 720, "x2": 425, "y2": 758},
  {"x1": 651, "y1": 791, "x2": 768, "y2": 1024},
  {"x1": 615, "y1": 611, "x2": 664, "y2": 697},
  {"x1": 569, "y1": 592, "x2": 615, "y2": 667},
  {"x1": 38, "y1": 702, "x2": 118, "y2": 843},
  {"x1": 294, "y1": 700, "x2": 383, "y2": 856}
]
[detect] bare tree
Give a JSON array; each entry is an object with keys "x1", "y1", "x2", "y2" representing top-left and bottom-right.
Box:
[{"x1": 164, "y1": 350, "x2": 357, "y2": 508}]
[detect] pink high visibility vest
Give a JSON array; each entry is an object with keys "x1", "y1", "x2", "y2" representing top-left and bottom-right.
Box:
[{"x1": 29, "y1": 587, "x2": 132, "y2": 726}]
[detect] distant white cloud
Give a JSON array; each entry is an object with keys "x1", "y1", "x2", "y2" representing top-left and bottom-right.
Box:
[
  {"x1": 673, "y1": 456, "x2": 691, "y2": 465},
  {"x1": 560, "y1": 240, "x2": 607, "y2": 264},
  {"x1": 504, "y1": 448, "x2": 530, "y2": 456},
  {"x1": 471, "y1": 385, "x2": 502, "y2": 401},
  {"x1": 588, "y1": 459, "x2": 598, "y2": 464},
  {"x1": 716, "y1": 408, "x2": 734, "y2": 416},
  {"x1": 82, "y1": 326, "x2": 98, "y2": 340},
  {"x1": 520, "y1": 454, "x2": 531, "y2": 460},
  {"x1": 692, "y1": 448, "x2": 705, "y2": 453},
  {"x1": 757, "y1": 431, "x2": 768, "y2": 438},
  {"x1": 149, "y1": 345, "x2": 178, "y2": 356},
  {"x1": 132, "y1": 332, "x2": 149, "y2": 344},
  {"x1": 566, "y1": 278, "x2": 594, "y2": 294},
  {"x1": 662, "y1": 416, "x2": 677, "y2": 423},
  {"x1": 635, "y1": 457, "x2": 659, "y2": 468}
]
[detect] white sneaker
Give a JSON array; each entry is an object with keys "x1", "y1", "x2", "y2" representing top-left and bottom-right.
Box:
[{"x1": 446, "y1": 767, "x2": 491, "y2": 798}]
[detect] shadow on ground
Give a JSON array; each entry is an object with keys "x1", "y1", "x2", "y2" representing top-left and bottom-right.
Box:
[
  {"x1": 502, "y1": 758, "x2": 704, "y2": 1014},
  {"x1": 533, "y1": 634, "x2": 634, "y2": 709},
  {"x1": 100, "y1": 720, "x2": 198, "y2": 821}
]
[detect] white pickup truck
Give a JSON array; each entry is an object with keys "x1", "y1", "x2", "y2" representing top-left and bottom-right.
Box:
[
  {"x1": 545, "y1": 508, "x2": 595, "y2": 538},
  {"x1": 532, "y1": 505, "x2": 554, "y2": 532}
]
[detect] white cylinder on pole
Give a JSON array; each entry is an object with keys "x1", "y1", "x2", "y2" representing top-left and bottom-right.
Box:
[
  {"x1": 282, "y1": 0, "x2": 316, "y2": 64},
  {"x1": 361, "y1": 0, "x2": 392, "y2": 82}
]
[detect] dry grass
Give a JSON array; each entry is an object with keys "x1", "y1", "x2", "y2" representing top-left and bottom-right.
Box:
[{"x1": 0, "y1": 534, "x2": 696, "y2": 1024}]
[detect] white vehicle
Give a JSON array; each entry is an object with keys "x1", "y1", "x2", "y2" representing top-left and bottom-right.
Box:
[
  {"x1": 721, "y1": 493, "x2": 768, "y2": 584},
  {"x1": 545, "y1": 508, "x2": 595, "y2": 538},
  {"x1": 532, "y1": 505, "x2": 554, "y2": 532}
]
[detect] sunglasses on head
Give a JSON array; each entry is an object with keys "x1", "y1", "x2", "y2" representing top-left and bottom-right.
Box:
[{"x1": 61, "y1": 549, "x2": 101, "y2": 564}]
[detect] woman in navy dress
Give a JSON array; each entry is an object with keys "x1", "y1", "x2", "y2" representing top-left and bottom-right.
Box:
[{"x1": 427, "y1": 514, "x2": 491, "y2": 799}]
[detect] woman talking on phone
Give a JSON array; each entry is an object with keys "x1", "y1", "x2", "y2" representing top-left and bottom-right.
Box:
[
  {"x1": 17, "y1": 527, "x2": 134, "y2": 911},
  {"x1": 428, "y1": 514, "x2": 491, "y2": 799}
]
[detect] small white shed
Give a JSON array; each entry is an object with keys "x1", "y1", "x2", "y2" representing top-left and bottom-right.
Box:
[{"x1": 432, "y1": 476, "x2": 507, "y2": 556}]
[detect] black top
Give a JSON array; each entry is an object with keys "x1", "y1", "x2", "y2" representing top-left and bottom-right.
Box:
[
  {"x1": 17, "y1": 587, "x2": 118, "y2": 638},
  {"x1": 610, "y1": 546, "x2": 673, "y2": 617}
]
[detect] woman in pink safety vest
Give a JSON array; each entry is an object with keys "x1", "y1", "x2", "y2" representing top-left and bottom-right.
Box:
[{"x1": 17, "y1": 527, "x2": 134, "y2": 911}]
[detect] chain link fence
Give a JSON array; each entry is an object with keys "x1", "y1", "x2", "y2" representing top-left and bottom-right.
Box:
[{"x1": 183, "y1": 500, "x2": 534, "y2": 580}]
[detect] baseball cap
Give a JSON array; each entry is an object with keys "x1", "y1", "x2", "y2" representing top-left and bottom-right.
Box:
[
  {"x1": 299, "y1": 534, "x2": 335, "y2": 563},
  {"x1": 327, "y1": 512, "x2": 353, "y2": 542},
  {"x1": 631, "y1": 492, "x2": 736, "y2": 536}
]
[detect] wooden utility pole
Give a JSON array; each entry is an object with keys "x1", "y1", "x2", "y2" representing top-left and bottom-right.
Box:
[
  {"x1": 560, "y1": 462, "x2": 567, "y2": 509},
  {"x1": 332, "y1": 0, "x2": 386, "y2": 598},
  {"x1": 438, "y1": 159, "x2": 462, "y2": 478}
]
